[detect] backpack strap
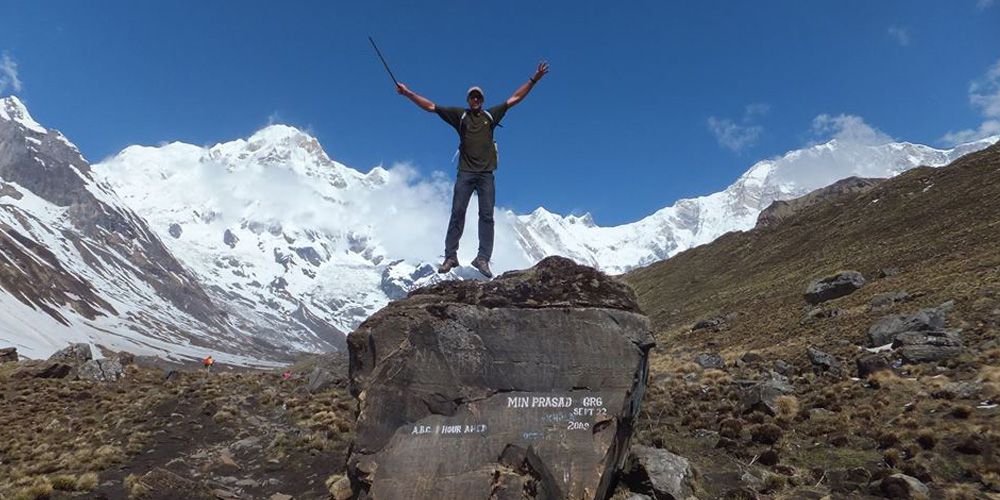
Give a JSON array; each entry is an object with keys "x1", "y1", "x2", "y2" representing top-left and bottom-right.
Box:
[{"x1": 459, "y1": 110, "x2": 501, "y2": 132}]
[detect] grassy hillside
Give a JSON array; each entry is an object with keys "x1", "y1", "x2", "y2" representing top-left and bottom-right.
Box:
[{"x1": 624, "y1": 143, "x2": 1000, "y2": 497}]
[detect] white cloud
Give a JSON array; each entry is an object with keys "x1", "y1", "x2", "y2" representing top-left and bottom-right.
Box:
[
  {"x1": 941, "y1": 58, "x2": 1000, "y2": 145},
  {"x1": 0, "y1": 52, "x2": 22, "y2": 94},
  {"x1": 887, "y1": 25, "x2": 910, "y2": 46},
  {"x1": 707, "y1": 103, "x2": 769, "y2": 152},
  {"x1": 977, "y1": 0, "x2": 994, "y2": 10},
  {"x1": 810, "y1": 113, "x2": 892, "y2": 145},
  {"x1": 767, "y1": 114, "x2": 896, "y2": 190},
  {"x1": 941, "y1": 120, "x2": 1000, "y2": 145}
]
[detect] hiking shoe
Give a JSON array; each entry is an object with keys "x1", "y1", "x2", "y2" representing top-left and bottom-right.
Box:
[
  {"x1": 437, "y1": 256, "x2": 459, "y2": 274},
  {"x1": 471, "y1": 257, "x2": 493, "y2": 278}
]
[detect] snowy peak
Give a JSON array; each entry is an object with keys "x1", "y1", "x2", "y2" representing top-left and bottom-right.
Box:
[{"x1": 0, "y1": 96, "x2": 47, "y2": 134}]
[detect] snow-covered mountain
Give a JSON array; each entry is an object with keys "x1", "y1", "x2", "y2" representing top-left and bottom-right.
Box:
[
  {"x1": 512, "y1": 136, "x2": 998, "y2": 273},
  {"x1": 92, "y1": 120, "x2": 998, "y2": 337},
  {"x1": 0, "y1": 96, "x2": 309, "y2": 364},
  {"x1": 7, "y1": 92, "x2": 993, "y2": 362}
]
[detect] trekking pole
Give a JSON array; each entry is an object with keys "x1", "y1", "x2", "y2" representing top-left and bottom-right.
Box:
[{"x1": 368, "y1": 36, "x2": 399, "y2": 87}]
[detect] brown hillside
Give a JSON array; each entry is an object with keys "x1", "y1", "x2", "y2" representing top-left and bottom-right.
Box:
[{"x1": 623, "y1": 143, "x2": 1000, "y2": 497}]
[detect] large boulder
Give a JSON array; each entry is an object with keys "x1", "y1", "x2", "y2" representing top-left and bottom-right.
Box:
[
  {"x1": 346, "y1": 256, "x2": 655, "y2": 500},
  {"x1": 620, "y1": 445, "x2": 698, "y2": 499},
  {"x1": 867, "y1": 302, "x2": 951, "y2": 347},
  {"x1": 739, "y1": 373, "x2": 795, "y2": 415},
  {"x1": 804, "y1": 271, "x2": 865, "y2": 305},
  {"x1": 77, "y1": 357, "x2": 126, "y2": 382},
  {"x1": 48, "y1": 343, "x2": 93, "y2": 365}
]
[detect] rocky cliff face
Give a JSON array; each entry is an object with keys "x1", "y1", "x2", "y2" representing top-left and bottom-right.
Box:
[
  {"x1": 346, "y1": 256, "x2": 654, "y2": 499},
  {"x1": 755, "y1": 176, "x2": 883, "y2": 228}
]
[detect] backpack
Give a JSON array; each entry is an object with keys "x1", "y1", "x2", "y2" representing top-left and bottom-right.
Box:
[{"x1": 454, "y1": 110, "x2": 501, "y2": 167}]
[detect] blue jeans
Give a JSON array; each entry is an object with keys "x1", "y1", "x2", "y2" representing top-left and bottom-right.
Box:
[{"x1": 445, "y1": 171, "x2": 494, "y2": 261}]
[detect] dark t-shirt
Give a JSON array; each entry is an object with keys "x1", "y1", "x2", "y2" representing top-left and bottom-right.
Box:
[{"x1": 436, "y1": 102, "x2": 509, "y2": 172}]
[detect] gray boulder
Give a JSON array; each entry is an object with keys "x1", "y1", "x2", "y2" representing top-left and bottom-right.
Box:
[
  {"x1": 800, "y1": 307, "x2": 840, "y2": 325},
  {"x1": 804, "y1": 271, "x2": 865, "y2": 305},
  {"x1": 695, "y1": 353, "x2": 725, "y2": 370},
  {"x1": 0, "y1": 347, "x2": 17, "y2": 363},
  {"x1": 867, "y1": 302, "x2": 951, "y2": 347},
  {"x1": 621, "y1": 445, "x2": 698, "y2": 500},
  {"x1": 894, "y1": 330, "x2": 964, "y2": 364},
  {"x1": 48, "y1": 343, "x2": 92, "y2": 365},
  {"x1": 346, "y1": 256, "x2": 654, "y2": 500},
  {"x1": 740, "y1": 374, "x2": 794, "y2": 415},
  {"x1": 77, "y1": 353, "x2": 134, "y2": 382},
  {"x1": 305, "y1": 367, "x2": 343, "y2": 393},
  {"x1": 807, "y1": 347, "x2": 840, "y2": 373},
  {"x1": 692, "y1": 316, "x2": 726, "y2": 332}
]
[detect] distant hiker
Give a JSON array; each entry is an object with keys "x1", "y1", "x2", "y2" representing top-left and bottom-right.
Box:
[
  {"x1": 397, "y1": 61, "x2": 549, "y2": 278},
  {"x1": 202, "y1": 355, "x2": 214, "y2": 372}
]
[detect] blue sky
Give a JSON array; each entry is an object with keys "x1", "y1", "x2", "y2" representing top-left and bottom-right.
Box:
[{"x1": 1, "y1": 1, "x2": 998, "y2": 225}]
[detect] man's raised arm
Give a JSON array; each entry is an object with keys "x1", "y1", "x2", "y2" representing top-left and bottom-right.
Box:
[
  {"x1": 506, "y1": 61, "x2": 550, "y2": 108},
  {"x1": 397, "y1": 83, "x2": 436, "y2": 112}
]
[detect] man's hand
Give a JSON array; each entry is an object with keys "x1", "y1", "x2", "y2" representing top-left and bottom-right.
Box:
[
  {"x1": 397, "y1": 83, "x2": 436, "y2": 112},
  {"x1": 507, "y1": 60, "x2": 549, "y2": 108},
  {"x1": 532, "y1": 61, "x2": 550, "y2": 82}
]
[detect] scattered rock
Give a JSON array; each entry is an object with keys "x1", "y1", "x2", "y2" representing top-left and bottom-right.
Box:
[
  {"x1": 136, "y1": 467, "x2": 214, "y2": 499},
  {"x1": 692, "y1": 316, "x2": 727, "y2": 332},
  {"x1": 827, "y1": 467, "x2": 872, "y2": 494},
  {"x1": 305, "y1": 367, "x2": 341, "y2": 393},
  {"x1": 772, "y1": 360, "x2": 795, "y2": 376},
  {"x1": 695, "y1": 353, "x2": 726, "y2": 370},
  {"x1": 169, "y1": 223, "x2": 183, "y2": 238},
  {"x1": 78, "y1": 354, "x2": 132, "y2": 382},
  {"x1": 736, "y1": 352, "x2": 764, "y2": 367},
  {"x1": 800, "y1": 306, "x2": 840, "y2": 324},
  {"x1": 806, "y1": 347, "x2": 840, "y2": 373},
  {"x1": 804, "y1": 271, "x2": 865, "y2": 305},
  {"x1": 231, "y1": 436, "x2": 262, "y2": 453},
  {"x1": 620, "y1": 445, "x2": 698, "y2": 500},
  {"x1": 0, "y1": 347, "x2": 17, "y2": 363},
  {"x1": 48, "y1": 343, "x2": 93, "y2": 365},
  {"x1": 879, "y1": 473, "x2": 930, "y2": 499},
  {"x1": 893, "y1": 330, "x2": 964, "y2": 364},
  {"x1": 870, "y1": 291, "x2": 912, "y2": 310},
  {"x1": 740, "y1": 374, "x2": 794, "y2": 415},
  {"x1": 11, "y1": 361, "x2": 74, "y2": 379},
  {"x1": 346, "y1": 256, "x2": 654, "y2": 500},
  {"x1": 856, "y1": 354, "x2": 891, "y2": 378},
  {"x1": 876, "y1": 267, "x2": 901, "y2": 279},
  {"x1": 867, "y1": 302, "x2": 951, "y2": 347}
]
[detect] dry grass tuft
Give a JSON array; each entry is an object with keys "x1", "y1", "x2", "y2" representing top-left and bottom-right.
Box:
[
  {"x1": 124, "y1": 473, "x2": 148, "y2": 499},
  {"x1": 774, "y1": 395, "x2": 799, "y2": 421}
]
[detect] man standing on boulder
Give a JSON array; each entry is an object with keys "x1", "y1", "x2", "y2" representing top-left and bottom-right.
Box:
[{"x1": 396, "y1": 62, "x2": 549, "y2": 278}]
